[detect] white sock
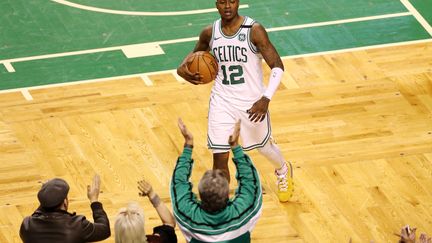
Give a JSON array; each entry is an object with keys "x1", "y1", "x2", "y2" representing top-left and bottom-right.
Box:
[
  {"x1": 257, "y1": 140, "x2": 286, "y2": 172},
  {"x1": 276, "y1": 163, "x2": 288, "y2": 176}
]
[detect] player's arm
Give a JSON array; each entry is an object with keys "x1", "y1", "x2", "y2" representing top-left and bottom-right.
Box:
[
  {"x1": 177, "y1": 25, "x2": 212, "y2": 85},
  {"x1": 251, "y1": 23, "x2": 284, "y2": 71},
  {"x1": 247, "y1": 23, "x2": 284, "y2": 122},
  {"x1": 193, "y1": 25, "x2": 212, "y2": 52}
]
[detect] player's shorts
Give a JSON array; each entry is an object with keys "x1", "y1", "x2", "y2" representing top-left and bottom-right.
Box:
[{"x1": 207, "y1": 94, "x2": 272, "y2": 153}]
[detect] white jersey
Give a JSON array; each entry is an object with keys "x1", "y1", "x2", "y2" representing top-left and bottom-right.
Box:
[{"x1": 210, "y1": 16, "x2": 264, "y2": 110}]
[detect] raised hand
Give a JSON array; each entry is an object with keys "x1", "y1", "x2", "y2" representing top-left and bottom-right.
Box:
[
  {"x1": 137, "y1": 179, "x2": 154, "y2": 198},
  {"x1": 87, "y1": 174, "x2": 101, "y2": 203},
  {"x1": 228, "y1": 120, "x2": 241, "y2": 147},
  {"x1": 419, "y1": 233, "x2": 432, "y2": 243},
  {"x1": 178, "y1": 118, "x2": 194, "y2": 146},
  {"x1": 396, "y1": 225, "x2": 417, "y2": 243}
]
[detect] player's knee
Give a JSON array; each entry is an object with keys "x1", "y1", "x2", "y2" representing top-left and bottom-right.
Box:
[{"x1": 257, "y1": 142, "x2": 271, "y2": 155}]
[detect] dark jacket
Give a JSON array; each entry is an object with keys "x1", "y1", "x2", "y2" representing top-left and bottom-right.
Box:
[
  {"x1": 19, "y1": 202, "x2": 110, "y2": 243},
  {"x1": 147, "y1": 225, "x2": 178, "y2": 243}
]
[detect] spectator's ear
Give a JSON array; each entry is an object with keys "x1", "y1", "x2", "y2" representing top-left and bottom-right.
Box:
[{"x1": 63, "y1": 197, "x2": 69, "y2": 210}]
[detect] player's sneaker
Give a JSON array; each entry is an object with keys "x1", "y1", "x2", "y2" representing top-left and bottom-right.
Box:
[{"x1": 275, "y1": 161, "x2": 294, "y2": 202}]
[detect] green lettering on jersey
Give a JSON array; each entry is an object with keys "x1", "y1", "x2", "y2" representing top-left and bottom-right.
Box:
[{"x1": 221, "y1": 64, "x2": 245, "y2": 85}]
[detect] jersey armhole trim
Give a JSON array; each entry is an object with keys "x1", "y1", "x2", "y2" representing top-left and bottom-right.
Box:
[
  {"x1": 210, "y1": 20, "x2": 218, "y2": 50},
  {"x1": 247, "y1": 20, "x2": 259, "y2": 54}
]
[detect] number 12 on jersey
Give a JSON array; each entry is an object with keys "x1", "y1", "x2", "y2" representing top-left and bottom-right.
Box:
[{"x1": 221, "y1": 65, "x2": 245, "y2": 85}]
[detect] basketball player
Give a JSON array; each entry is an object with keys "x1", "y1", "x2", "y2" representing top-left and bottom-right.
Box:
[{"x1": 177, "y1": 0, "x2": 293, "y2": 202}]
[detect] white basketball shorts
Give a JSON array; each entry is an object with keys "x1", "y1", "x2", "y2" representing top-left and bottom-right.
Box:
[{"x1": 207, "y1": 94, "x2": 272, "y2": 153}]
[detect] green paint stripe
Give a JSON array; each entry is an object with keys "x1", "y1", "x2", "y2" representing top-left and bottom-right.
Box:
[
  {"x1": 0, "y1": 65, "x2": 7, "y2": 75},
  {"x1": 0, "y1": 15, "x2": 429, "y2": 90},
  {"x1": 409, "y1": 0, "x2": 432, "y2": 28},
  {"x1": 71, "y1": 0, "x2": 216, "y2": 12},
  {"x1": 242, "y1": 0, "x2": 407, "y2": 26},
  {"x1": 0, "y1": 42, "x2": 194, "y2": 90},
  {"x1": 271, "y1": 15, "x2": 431, "y2": 56},
  {"x1": 0, "y1": 0, "x2": 215, "y2": 59},
  {"x1": 0, "y1": 0, "x2": 408, "y2": 59}
]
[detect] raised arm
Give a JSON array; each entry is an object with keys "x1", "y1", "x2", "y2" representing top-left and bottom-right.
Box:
[
  {"x1": 170, "y1": 118, "x2": 201, "y2": 219},
  {"x1": 229, "y1": 121, "x2": 262, "y2": 204},
  {"x1": 177, "y1": 25, "x2": 213, "y2": 85},
  {"x1": 83, "y1": 174, "x2": 111, "y2": 241},
  {"x1": 138, "y1": 179, "x2": 176, "y2": 227},
  {"x1": 193, "y1": 25, "x2": 213, "y2": 52}
]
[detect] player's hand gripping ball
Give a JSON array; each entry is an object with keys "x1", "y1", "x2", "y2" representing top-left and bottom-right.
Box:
[{"x1": 187, "y1": 51, "x2": 218, "y2": 84}]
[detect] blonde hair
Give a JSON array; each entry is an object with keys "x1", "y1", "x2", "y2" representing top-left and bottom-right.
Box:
[{"x1": 114, "y1": 202, "x2": 148, "y2": 243}]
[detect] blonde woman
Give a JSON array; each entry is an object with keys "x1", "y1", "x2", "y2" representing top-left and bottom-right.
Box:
[{"x1": 115, "y1": 180, "x2": 177, "y2": 243}]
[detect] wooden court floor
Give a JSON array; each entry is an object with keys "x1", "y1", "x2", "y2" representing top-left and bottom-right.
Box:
[{"x1": 0, "y1": 42, "x2": 431, "y2": 242}]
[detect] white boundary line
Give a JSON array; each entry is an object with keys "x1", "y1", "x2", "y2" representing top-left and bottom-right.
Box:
[
  {"x1": 267, "y1": 12, "x2": 411, "y2": 32},
  {"x1": 400, "y1": 0, "x2": 432, "y2": 36},
  {"x1": 284, "y1": 38, "x2": 432, "y2": 59},
  {"x1": 0, "y1": 69, "x2": 177, "y2": 94},
  {"x1": 52, "y1": 0, "x2": 249, "y2": 16},
  {"x1": 0, "y1": 37, "x2": 198, "y2": 65},
  {"x1": 0, "y1": 12, "x2": 412, "y2": 69},
  {"x1": 4, "y1": 62, "x2": 15, "y2": 72},
  {"x1": 20, "y1": 89, "x2": 33, "y2": 101},
  {"x1": 1, "y1": 38, "x2": 431, "y2": 95},
  {"x1": 140, "y1": 75, "x2": 154, "y2": 86}
]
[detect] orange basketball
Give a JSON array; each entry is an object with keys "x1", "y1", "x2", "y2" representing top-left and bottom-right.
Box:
[{"x1": 187, "y1": 51, "x2": 218, "y2": 84}]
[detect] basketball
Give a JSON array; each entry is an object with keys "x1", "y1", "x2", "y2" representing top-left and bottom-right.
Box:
[{"x1": 187, "y1": 51, "x2": 218, "y2": 84}]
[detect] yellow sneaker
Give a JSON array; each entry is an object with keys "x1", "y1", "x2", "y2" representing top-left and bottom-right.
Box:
[{"x1": 275, "y1": 161, "x2": 294, "y2": 202}]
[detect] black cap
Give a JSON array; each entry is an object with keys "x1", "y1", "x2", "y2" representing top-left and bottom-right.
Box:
[{"x1": 37, "y1": 178, "x2": 70, "y2": 208}]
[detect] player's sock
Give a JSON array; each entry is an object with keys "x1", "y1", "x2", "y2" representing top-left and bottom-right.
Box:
[
  {"x1": 257, "y1": 139, "x2": 285, "y2": 169},
  {"x1": 276, "y1": 162, "x2": 288, "y2": 176}
]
